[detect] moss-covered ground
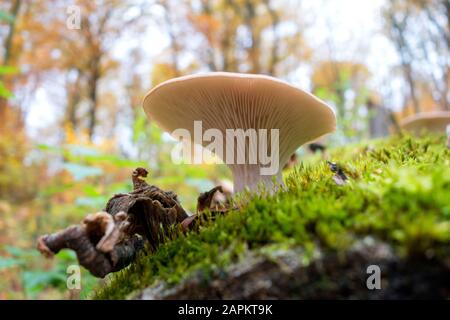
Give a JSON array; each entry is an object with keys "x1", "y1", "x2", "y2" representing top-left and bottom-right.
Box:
[{"x1": 93, "y1": 134, "x2": 450, "y2": 299}]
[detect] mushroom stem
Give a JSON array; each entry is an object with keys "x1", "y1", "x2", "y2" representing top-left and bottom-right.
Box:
[{"x1": 230, "y1": 164, "x2": 283, "y2": 194}]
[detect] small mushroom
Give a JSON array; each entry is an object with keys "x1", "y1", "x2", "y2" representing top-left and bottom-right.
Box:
[
  {"x1": 143, "y1": 72, "x2": 336, "y2": 193},
  {"x1": 400, "y1": 111, "x2": 450, "y2": 136}
]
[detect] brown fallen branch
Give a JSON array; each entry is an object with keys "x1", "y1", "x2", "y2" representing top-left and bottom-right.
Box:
[
  {"x1": 389, "y1": 110, "x2": 403, "y2": 137},
  {"x1": 37, "y1": 221, "x2": 144, "y2": 278},
  {"x1": 37, "y1": 168, "x2": 231, "y2": 278}
]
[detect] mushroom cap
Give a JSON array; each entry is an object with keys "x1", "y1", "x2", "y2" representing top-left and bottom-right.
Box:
[
  {"x1": 400, "y1": 111, "x2": 450, "y2": 135},
  {"x1": 143, "y1": 72, "x2": 335, "y2": 166}
]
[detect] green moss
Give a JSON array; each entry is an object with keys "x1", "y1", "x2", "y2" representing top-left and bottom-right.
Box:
[{"x1": 93, "y1": 134, "x2": 450, "y2": 299}]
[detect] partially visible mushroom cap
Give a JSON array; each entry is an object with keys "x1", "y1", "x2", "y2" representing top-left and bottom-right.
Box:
[
  {"x1": 400, "y1": 111, "x2": 450, "y2": 135},
  {"x1": 143, "y1": 72, "x2": 336, "y2": 193}
]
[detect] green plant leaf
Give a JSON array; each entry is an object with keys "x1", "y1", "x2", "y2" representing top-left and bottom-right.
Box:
[
  {"x1": 0, "y1": 82, "x2": 13, "y2": 98},
  {"x1": 0, "y1": 257, "x2": 23, "y2": 270},
  {"x1": 21, "y1": 270, "x2": 67, "y2": 298},
  {"x1": 0, "y1": 10, "x2": 15, "y2": 23},
  {"x1": 0, "y1": 65, "x2": 18, "y2": 75},
  {"x1": 63, "y1": 163, "x2": 103, "y2": 181}
]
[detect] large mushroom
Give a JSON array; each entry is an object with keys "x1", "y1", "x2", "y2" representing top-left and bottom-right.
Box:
[
  {"x1": 400, "y1": 111, "x2": 450, "y2": 136},
  {"x1": 143, "y1": 72, "x2": 336, "y2": 193}
]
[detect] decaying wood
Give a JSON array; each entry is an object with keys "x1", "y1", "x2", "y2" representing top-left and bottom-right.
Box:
[
  {"x1": 182, "y1": 186, "x2": 238, "y2": 231},
  {"x1": 37, "y1": 167, "x2": 231, "y2": 278}
]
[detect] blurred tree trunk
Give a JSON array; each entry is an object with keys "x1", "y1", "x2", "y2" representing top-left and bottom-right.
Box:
[
  {"x1": 220, "y1": 7, "x2": 232, "y2": 71},
  {"x1": 167, "y1": 0, "x2": 307, "y2": 78},
  {"x1": 87, "y1": 59, "x2": 100, "y2": 140},
  {"x1": 0, "y1": 0, "x2": 21, "y2": 124},
  {"x1": 387, "y1": 9, "x2": 420, "y2": 114},
  {"x1": 384, "y1": 0, "x2": 450, "y2": 114},
  {"x1": 220, "y1": 0, "x2": 250, "y2": 72},
  {"x1": 263, "y1": 0, "x2": 279, "y2": 76},
  {"x1": 441, "y1": 0, "x2": 449, "y2": 110},
  {"x1": 433, "y1": 0, "x2": 450, "y2": 111},
  {"x1": 65, "y1": 70, "x2": 83, "y2": 131},
  {"x1": 368, "y1": 99, "x2": 391, "y2": 138},
  {"x1": 22, "y1": 1, "x2": 131, "y2": 142},
  {"x1": 312, "y1": 60, "x2": 371, "y2": 141},
  {"x1": 243, "y1": 0, "x2": 261, "y2": 73},
  {"x1": 159, "y1": 0, "x2": 181, "y2": 76},
  {"x1": 200, "y1": 0, "x2": 218, "y2": 71},
  {"x1": 421, "y1": 0, "x2": 450, "y2": 110},
  {"x1": 1, "y1": 0, "x2": 20, "y2": 66},
  {"x1": 82, "y1": 7, "x2": 113, "y2": 141}
]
